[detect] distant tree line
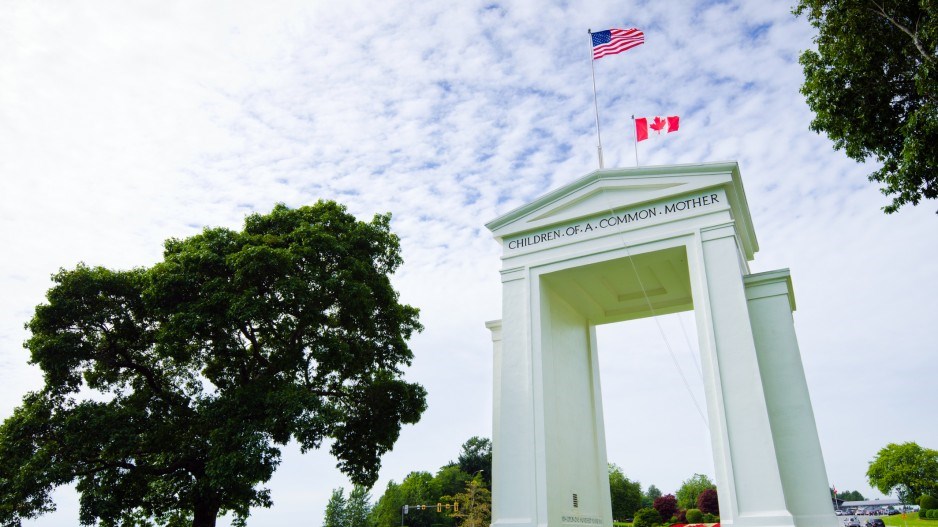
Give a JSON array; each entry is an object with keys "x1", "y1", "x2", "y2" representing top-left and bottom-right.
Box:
[
  {"x1": 833, "y1": 489, "x2": 866, "y2": 502},
  {"x1": 326, "y1": 439, "x2": 721, "y2": 527},
  {"x1": 325, "y1": 437, "x2": 492, "y2": 527}
]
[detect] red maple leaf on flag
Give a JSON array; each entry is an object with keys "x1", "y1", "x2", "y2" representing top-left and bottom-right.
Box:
[{"x1": 649, "y1": 116, "x2": 667, "y2": 133}]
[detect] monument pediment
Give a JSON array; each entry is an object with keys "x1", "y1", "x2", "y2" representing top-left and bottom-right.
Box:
[{"x1": 486, "y1": 161, "x2": 758, "y2": 260}]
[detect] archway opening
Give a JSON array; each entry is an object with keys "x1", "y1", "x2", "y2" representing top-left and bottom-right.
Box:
[
  {"x1": 595, "y1": 313, "x2": 714, "y2": 507},
  {"x1": 539, "y1": 245, "x2": 716, "y2": 513}
]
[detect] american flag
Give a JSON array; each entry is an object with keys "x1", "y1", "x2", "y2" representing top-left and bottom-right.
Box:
[{"x1": 591, "y1": 28, "x2": 644, "y2": 60}]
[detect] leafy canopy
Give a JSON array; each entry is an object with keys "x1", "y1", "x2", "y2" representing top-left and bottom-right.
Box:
[
  {"x1": 0, "y1": 201, "x2": 427, "y2": 527},
  {"x1": 370, "y1": 437, "x2": 491, "y2": 527},
  {"x1": 323, "y1": 486, "x2": 371, "y2": 527},
  {"x1": 608, "y1": 464, "x2": 642, "y2": 521},
  {"x1": 456, "y1": 437, "x2": 492, "y2": 487},
  {"x1": 794, "y1": 0, "x2": 938, "y2": 213},
  {"x1": 642, "y1": 484, "x2": 662, "y2": 509},
  {"x1": 834, "y1": 489, "x2": 866, "y2": 502},
  {"x1": 675, "y1": 473, "x2": 715, "y2": 510},
  {"x1": 444, "y1": 477, "x2": 491, "y2": 527},
  {"x1": 866, "y1": 442, "x2": 938, "y2": 504}
]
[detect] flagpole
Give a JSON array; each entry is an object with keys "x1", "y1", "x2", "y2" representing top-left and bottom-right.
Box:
[
  {"x1": 588, "y1": 29, "x2": 604, "y2": 169},
  {"x1": 632, "y1": 115, "x2": 640, "y2": 166}
]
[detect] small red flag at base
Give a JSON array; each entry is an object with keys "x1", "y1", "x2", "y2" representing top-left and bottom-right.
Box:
[{"x1": 635, "y1": 115, "x2": 680, "y2": 142}]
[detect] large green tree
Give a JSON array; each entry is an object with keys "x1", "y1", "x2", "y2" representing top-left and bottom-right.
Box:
[
  {"x1": 324, "y1": 485, "x2": 371, "y2": 527},
  {"x1": 445, "y1": 477, "x2": 491, "y2": 527},
  {"x1": 642, "y1": 484, "x2": 662, "y2": 509},
  {"x1": 373, "y1": 471, "x2": 438, "y2": 527},
  {"x1": 370, "y1": 438, "x2": 491, "y2": 527},
  {"x1": 866, "y1": 442, "x2": 938, "y2": 504},
  {"x1": 794, "y1": 0, "x2": 938, "y2": 213},
  {"x1": 457, "y1": 437, "x2": 492, "y2": 487},
  {"x1": 676, "y1": 474, "x2": 716, "y2": 510},
  {"x1": 346, "y1": 486, "x2": 373, "y2": 527},
  {"x1": 435, "y1": 464, "x2": 472, "y2": 499},
  {"x1": 0, "y1": 202, "x2": 427, "y2": 527},
  {"x1": 323, "y1": 489, "x2": 348, "y2": 527},
  {"x1": 608, "y1": 464, "x2": 643, "y2": 521}
]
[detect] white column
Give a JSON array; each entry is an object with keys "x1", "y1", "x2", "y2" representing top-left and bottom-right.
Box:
[
  {"x1": 745, "y1": 270, "x2": 838, "y2": 527},
  {"x1": 696, "y1": 225, "x2": 794, "y2": 527},
  {"x1": 489, "y1": 266, "x2": 537, "y2": 527}
]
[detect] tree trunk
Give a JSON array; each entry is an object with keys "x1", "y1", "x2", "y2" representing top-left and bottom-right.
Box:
[{"x1": 192, "y1": 501, "x2": 220, "y2": 527}]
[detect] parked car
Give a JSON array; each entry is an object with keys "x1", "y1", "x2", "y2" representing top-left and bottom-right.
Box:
[
  {"x1": 844, "y1": 517, "x2": 861, "y2": 527},
  {"x1": 866, "y1": 518, "x2": 885, "y2": 527}
]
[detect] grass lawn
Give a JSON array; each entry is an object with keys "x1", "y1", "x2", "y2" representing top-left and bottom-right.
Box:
[{"x1": 881, "y1": 514, "x2": 936, "y2": 527}]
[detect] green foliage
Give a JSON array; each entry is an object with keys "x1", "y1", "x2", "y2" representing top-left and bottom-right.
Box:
[
  {"x1": 609, "y1": 464, "x2": 643, "y2": 521},
  {"x1": 434, "y1": 464, "x2": 472, "y2": 499},
  {"x1": 922, "y1": 496, "x2": 938, "y2": 511},
  {"x1": 920, "y1": 509, "x2": 928, "y2": 520},
  {"x1": 642, "y1": 485, "x2": 662, "y2": 509},
  {"x1": 370, "y1": 480, "x2": 405, "y2": 527},
  {"x1": 346, "y1": 486, "x2": 372, "y2": 527},
  {"x1": 925, "y1": 510, "x2": 935, "y2": 519},
  {"x1": 0, "y1": 202, "x2": 427, "y2": 527},
  {"x1": 676, "y1": 474, "x2": 716, "y2": 510},
  {"x1": 702, "y1": 513, "x2": 719, "y2": 523},
  {"x1": 370, "y1": 439, "x2": 492, "y2": 527},
  {"x1": 633, "y1": 507, "x2": 662, "y2": 527},
  {"x1": 867, "y1": 442, "x2": 938, "y2": 504},
  {"x1": 444, "y1": 477, "x2": 491, "y2": 527},
  {"x1": 793, "y1": 0, "x2": 938, "y2": 213},
  {"x1": 457, "y1": 437, "x2": 492, "y2": 487},
  {"x1": 324, "y1": 489, "x2": 347, "y2": 527},
  {"x1": 686, "y1": 509, "x2": 703, "y2": 523},
  {"x1": 835, "y1": 490, "x2": 867, "y2": 501}
]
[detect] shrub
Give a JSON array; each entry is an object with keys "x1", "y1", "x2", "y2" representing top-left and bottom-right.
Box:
[
  {"x1": 921, "y1": 495, "x2": 938, "y2": 510},
  {"x1": 675, "y1": 509, "x2": 687, "y2": 523},
  {"x1": 919, "y1": 509, "x2": 927, "y2": 519},
  {"x1": 634, "y1": 507, "x2": 662, "y2": 527},
  {"x1": 686, "y1": 509, "x2": 703, "y2": 523},
  {"x1": 654, "y1": 494, "x2": 679, "y2": 523},
  {"x1": 697, "y1": 489, "x2": 719, "y2": 515},
  {"x1": 702, "y1": 513, "x2": 719, "y2": 523}
]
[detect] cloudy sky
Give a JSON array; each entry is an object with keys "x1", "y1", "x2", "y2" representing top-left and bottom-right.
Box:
[{"x1": 2, "y1": 1, "x2": 936, "y2": 525}]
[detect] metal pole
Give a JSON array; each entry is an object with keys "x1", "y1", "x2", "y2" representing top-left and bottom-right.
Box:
[
  {"x1": 588, "y1": 29, "x2": 604, "y2": 169},
  {"x1": 632, "y1": 115, "x2": 640, "y2": 166}
]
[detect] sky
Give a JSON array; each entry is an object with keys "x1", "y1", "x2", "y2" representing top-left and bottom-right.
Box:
[{"x1": 1, "y1": 0, "x2": 936, "y2": 525}]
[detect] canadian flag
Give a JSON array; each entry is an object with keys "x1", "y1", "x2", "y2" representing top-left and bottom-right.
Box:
[{"x1": 635, "y1": 115, "x2": 680, "y2": 142}]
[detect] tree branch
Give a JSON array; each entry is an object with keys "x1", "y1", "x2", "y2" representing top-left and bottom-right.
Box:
[
  {"x1": 868, "y1": 1, "x2": 935, "y2": 65},
  {"x1": 240, "y1": 325, "x2": 269, "y2": 368}
]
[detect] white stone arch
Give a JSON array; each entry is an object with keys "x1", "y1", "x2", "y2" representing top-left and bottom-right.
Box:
[{"x1": 485, "y1": 162, "x2": 837, "y2": 527}]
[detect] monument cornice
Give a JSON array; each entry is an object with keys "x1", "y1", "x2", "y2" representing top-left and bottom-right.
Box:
[{"x1": 485, "y1": 161, "x2": 759, "y2": 260}]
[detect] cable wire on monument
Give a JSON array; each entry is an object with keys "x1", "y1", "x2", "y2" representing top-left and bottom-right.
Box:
[{"x1": 598, "y1": 189, "x2": 710, "y2": 429}]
